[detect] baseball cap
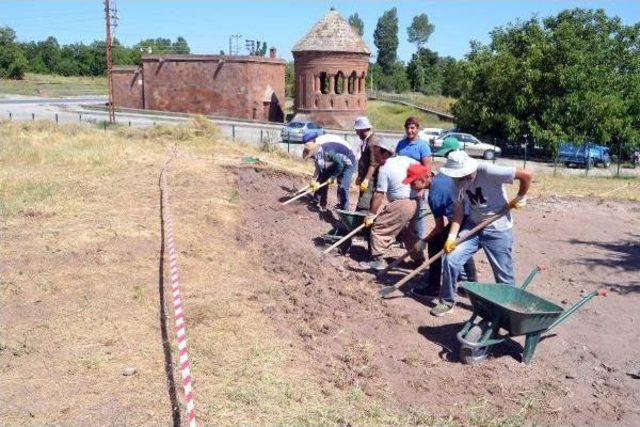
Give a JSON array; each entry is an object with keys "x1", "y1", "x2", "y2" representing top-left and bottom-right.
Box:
[
  {"x1": 403, "y1": 164, "x2": 431, "y2": 184},
  {"x1": 435, "y1": 136, "x2": 461, "y2": 157},
  {"x1": 373, "y1": 137, "x2": 397, "y2": 154},
  {"x1": 302, "y1": 131, "x2": 319, "y2": 144}
]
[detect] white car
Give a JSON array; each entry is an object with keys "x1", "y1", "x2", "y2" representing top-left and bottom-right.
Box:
[
  {"x1": 433, "y1": 132, "x2": 501, "y2": 160},
  {"x1": 418, "y1": 127, "x2": 444, "y2": 144}
]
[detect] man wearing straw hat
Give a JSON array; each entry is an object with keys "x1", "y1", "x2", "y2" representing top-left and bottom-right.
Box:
[
  {"x1": 302, "y1": 131, "x2": 356, "y2": 211},
  {"x1": 353, "y1": 116, "x2": 379, "y2": 211},
  {"x1": 431, "y1": 150, "x2": 533, "y2": 316},
  {"x1": 360, "y1": 138, "x2": 421, "y2": 271}
]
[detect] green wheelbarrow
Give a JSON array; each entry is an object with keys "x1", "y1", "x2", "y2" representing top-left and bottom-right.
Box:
[
  {"x1": 320, "y1": 210, "x2": 369, "y2": 254},
  {"x1": 457, "y1": 266, "x2": 606, "y2": 364}
]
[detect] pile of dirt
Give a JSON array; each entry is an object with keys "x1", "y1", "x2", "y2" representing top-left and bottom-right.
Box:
[{"x1": 235, "y1": 166, "x2": 640, "y2": 425}]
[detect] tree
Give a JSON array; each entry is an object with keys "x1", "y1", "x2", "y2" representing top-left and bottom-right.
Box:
[
  {"x1": 348, "y1": 13, "x2": 364, "y2": 36},
  {"x1": 452, "y1": 9, "x2": 640, "y2": 152},
  {"x1": 172, "y1": 36, "x2": 190, "y2": 54},
  {"x1": 407, "y1": 13, "x2": 434, "y2": 52},
  {"x1": 373, "y1": 7, "x2": 399, "y2": 73},
  {"x1": 0, "y1": 26, "x2": 28, "y2": 79}
]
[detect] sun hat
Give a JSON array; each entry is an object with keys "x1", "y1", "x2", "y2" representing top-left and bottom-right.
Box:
[
  {"x1": 373, "y1": 137, "x2": 397, "y2": 155},
  {"x1": 354, "y1": 116, "x2": 372, "y2": 130},
  {"x1": 438, "y1": 150, "x2": 478, "y2": 178},
  {"x1": 435, "y1": 136, "x2": 461, "y2": 157},
  {"x1": 302, "y1": 142, "x2": 318, "y2": 160},
  {"x1": 403, "y1": 164, "x2": 431, "y2": 184},
  {"x1": 302, "y1": 131, "x2": 319, "y2": 144}
]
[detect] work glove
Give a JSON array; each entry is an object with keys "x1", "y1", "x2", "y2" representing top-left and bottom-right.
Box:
[
  {"x1": 329, "y1": 176, "x2": 336, "y2": 184},
  {"x1": 508, "y1": 195, "x2": 527, "y2": 210},
  {"x1": 359, "y1": 179, "x2": 369, "y2": 192},
  {"x1": 309, "y1": 181, "x2": 320, "y2": 192},
  {"x1": 412, "y1": 239, "x2": 426, "y2": 254},
  {"x1": 363, "y1": 215, "x2": 375, "y2": 228},
  {"x1": 443, "y1": 234, "x2": 457, "y2": 253}
]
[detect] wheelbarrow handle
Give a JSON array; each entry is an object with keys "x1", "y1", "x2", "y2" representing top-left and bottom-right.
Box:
[
  {"x1": 520, "y1": 265, "x2": 546, "y2": 290},
  {"x1": 546, "y1": 288, "x2": 607, "y2": 333}
]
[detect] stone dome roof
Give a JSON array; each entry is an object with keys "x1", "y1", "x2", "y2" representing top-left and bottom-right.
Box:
[{"x1": 292, "y1": 10, "x2": 370, "y2": 54}]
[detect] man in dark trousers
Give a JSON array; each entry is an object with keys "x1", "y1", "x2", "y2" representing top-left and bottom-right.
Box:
[
  {"x1": 353, "y1": 116, "x2": 379, "y2": 211},
  {"x1": 409, "y1": 137, "x2": 477, "y2": 299}
]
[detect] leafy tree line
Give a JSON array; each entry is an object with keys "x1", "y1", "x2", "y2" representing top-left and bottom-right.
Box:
[
  {"x1": 452, "y1": 9, "x2": 640, "y2": 151},
  {"x1": 0, "y1": 28, "x2": 191, "y2": 78}
]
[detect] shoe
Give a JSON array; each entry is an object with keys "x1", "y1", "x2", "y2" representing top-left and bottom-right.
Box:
[
  {"x1": 410, "y1": 287, "x2": 439, "y2": 299},
  {"x1": 360, "y1": 257, "x2": 387, "y2": 271},
  {"x1": 318, "y1": 205, "x2": 328, "y2": 213},
  {"x1": 430, "y1": 302, "x2": 454, "y2": 317}
]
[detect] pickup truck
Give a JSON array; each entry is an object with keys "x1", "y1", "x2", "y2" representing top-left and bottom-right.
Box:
[{"x1": 559, "y1": 142, "x2": 611, "y2": 168}]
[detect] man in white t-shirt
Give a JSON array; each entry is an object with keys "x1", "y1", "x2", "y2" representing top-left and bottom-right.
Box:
[
  {"x1": 432, "y1": 151, "x2": 533, "y2": 316},
  {"x1": 360, "y1": 138, "x2": 421, "y2": 271}
]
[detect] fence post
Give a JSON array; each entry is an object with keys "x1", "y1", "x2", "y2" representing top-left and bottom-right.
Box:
[
  {"x1": 616, "y1": 141, "x2": 622, "y2": 177},
  {"x1": 104, "y1": 121, "x2": 107, "y2": 132},
  {"x1": 55, "y1": 113, "x2": 59, "y2": 124},
  {"x1": 32, "y1": 113, "x2": 35, "y2": 120},
  {"x1": 287, "y1": 134, "x2": 290, "y2": 153},
  {"x1": 8, "y1": 112, "x2": 12, "y2": 121},
  {"x1": 523, "y1": 143, "x2": 527, "y2": 169},
  {"x1": 232, "y1": 124, "x2": 236, "y2": 141},
  {"x1": 128, "y1": 121, "x2": 131, "y2": 127},
  {"x1": 260, "y1": 129, "x2": 263, "y2": 144},
  {"x1": 79, "y1": 113, "x2": 82, "y2": 122}
]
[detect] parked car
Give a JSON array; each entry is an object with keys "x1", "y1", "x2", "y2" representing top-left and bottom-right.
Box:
[
  {"x1": 559, "y1": 142, "x2": 611, "y2": 168},
  {"x1": 433, "y1": 132, "x2": 501, "y2": 160},
  {"x1": 280, "y1": 121, "x2": 325, "y2": 143},
  {"x1": 418, "y1": 127, "x2": 444, "y2": 144}
]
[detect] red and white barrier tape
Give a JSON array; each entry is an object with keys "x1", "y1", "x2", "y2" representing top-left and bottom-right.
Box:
[{"x1": 160, "y1": 158, "x2": 197, "y2": 427}]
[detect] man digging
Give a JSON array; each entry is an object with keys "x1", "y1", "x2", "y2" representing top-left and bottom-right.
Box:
[
  {"x1": 360, "y1": 138, "x2": 423, "y2": 271},
  {"x1": 431, "y1": 151, "x2": 533, "y2": 317},
  {"x1": 353, "y1": 116, "x2": 379, "y2": 212}
]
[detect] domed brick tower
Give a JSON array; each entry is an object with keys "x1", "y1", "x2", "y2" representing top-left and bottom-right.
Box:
[{"x1": 292, "y1": 9, "x2": 371, "y2": 129}]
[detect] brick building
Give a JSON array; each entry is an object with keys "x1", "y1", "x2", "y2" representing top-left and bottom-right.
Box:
[
  {"x1": 292, "y1": 10, "x2": 371, "y2": 129},
  {"x1": 113, "y1": 52, "x2": 285, "y2": 122}
]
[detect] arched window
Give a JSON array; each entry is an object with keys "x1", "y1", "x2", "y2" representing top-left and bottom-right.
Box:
[
  {"x1": 335, "y1": 71, "x2": 345, "y2": 95},
  {"x1": 348, "y1": 71, "x2": 357, "y2": 94},
  {"x1": 319, "y1": 72, "x2": 330, "y2": 94}
]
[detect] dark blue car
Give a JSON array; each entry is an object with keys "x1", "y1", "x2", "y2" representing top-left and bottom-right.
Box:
[{"x1": 559, "y1": 142, "x2": 611, "y2": 168}]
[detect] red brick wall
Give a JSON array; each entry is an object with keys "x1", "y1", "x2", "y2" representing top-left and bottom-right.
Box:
[
  {"x1": 112, "y1": 67, "x2": 143, "y2": 110},
  {"x1": 293, "y1": 51, "x2": 369, "y2": 129},
  {"x1": 141, "y1": 55, "x2": 285, "y2": 122}
]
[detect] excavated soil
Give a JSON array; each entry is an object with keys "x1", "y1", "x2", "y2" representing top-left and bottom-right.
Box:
[{"x1": 236, "y1": 166, "x2": 640, "y2": 425}]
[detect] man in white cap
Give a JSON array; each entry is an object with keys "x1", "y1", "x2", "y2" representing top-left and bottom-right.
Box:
[
  {"x1": 431, "y1": 151, "x2": 533, "y2": 316},
  {"x1": 353, "y1": 116, "x2": 379, "y2": 211},
  {"x1": 360, "y1": 137, "x2": 421, "y2": 270}
]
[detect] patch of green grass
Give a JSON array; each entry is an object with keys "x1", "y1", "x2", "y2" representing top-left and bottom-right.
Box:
[
  {"x1": 0, "y1": 73, "x2": 106, "y2": 97},
  {"x1": 367, "y1": 100, "x2": 452, "y2": 131}
]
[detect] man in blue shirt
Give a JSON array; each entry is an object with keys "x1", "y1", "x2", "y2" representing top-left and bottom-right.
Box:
[
  {"x1": 409, "y1": 137, "x2": 477, "y2": 299},
  {"x1": 396, "y1": 117, "x2": 432, "y2": 240}
]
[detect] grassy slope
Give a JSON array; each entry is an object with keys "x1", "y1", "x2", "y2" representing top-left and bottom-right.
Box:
[
  {"x1": 367, "y1": 100, "x2": 453, "y2": 132},
  {"x1": 0, "y1": 73, "x2": 106, "y2": 97}
]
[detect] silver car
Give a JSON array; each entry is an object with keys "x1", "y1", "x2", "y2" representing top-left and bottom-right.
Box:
[
  {"x1": 280, "y1": 121, "x2": 325, "y2": 143},
  {"x1": 433, "y1": 132, "x2": 501, "y2": 160}
]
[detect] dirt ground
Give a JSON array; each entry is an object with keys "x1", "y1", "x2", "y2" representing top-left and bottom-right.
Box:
[{"x1": 236, "y1": 167, "x2": 640, "y2": 426}]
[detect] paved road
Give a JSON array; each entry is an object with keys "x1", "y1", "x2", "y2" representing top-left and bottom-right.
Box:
[{"x1": 1, "y1": 93, "x2": 637, "y2": 178}]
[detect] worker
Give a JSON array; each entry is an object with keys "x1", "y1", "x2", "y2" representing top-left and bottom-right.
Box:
[
  {"x1": 353, "y1": 116, "x2": 379, "y2": 211},
  {"x1": 302, "y1": 131, "x2": 356, "y2": 211},
  {"x1": 360, "y1": 138, "x2": 422, "y2": 271},
  {"x1": 431, "y1": 150, "x2": 533, "y2": 316},
  {"x1": 396, "y1": 117, "x2": 433, "y2": 240},
  {"x1": 409, "y1": 137, "x2": 477, "y2": 299}
]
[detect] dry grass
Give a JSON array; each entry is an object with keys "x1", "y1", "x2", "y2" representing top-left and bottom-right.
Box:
[
  {"x1": 531, "y1": 173, "x2": 640, "y2": 201},
  {"x1": 0, "y1": 73, "x2": 106, "y2": 97}
]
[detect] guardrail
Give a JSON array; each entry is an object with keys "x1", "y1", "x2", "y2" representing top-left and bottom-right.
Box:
[{"x1": 368, "y1": 90, "x2": 455, "y2": 121}]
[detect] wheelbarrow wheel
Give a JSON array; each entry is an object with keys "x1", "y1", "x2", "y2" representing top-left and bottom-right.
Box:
[{"x1": 460, "y1": 322, "x2": 491, "y2": 364}]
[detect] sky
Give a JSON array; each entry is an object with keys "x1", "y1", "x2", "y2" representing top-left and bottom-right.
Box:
[{"x1": 1, "y1": 1, "x2": 639, "y2": 62}]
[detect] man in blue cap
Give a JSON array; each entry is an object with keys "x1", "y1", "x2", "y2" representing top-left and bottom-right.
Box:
[{"x1": 302, "y1": 131, "x2": 357, "y2": 211}]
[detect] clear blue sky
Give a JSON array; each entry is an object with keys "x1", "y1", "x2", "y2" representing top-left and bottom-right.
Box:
[{"x1": 1, "y1": 1, "x2": 638, "y2": 61}]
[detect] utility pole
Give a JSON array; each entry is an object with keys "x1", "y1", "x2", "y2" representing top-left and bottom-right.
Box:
[
  {"x1": 104, "y1": 0, "x2": 117, "y2": 123},
  {"x1": 228, "y1": 34, "x2": 242, "y2": 55}
]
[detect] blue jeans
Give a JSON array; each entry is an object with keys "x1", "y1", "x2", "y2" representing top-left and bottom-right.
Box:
[
  {"x1": 317, "y1": 164, "x2": 356, "y2": 210},
  {"x1": 440, "y1": 225, "x2": 515, "y2": 304},
  {"x1": 414, "y1": 197, "x2": 429, "y2": 239}
]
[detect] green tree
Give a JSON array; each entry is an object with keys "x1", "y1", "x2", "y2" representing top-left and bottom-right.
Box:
[
  {"x1": 285, "y1": 62, "x2": 295, "y2": 98},
  {"x1": 373, "y1": 7, "x2": 399, "y2": 73},
  {"x1": 172, "y1": 36, "x2": 190, "y2": 54},
  {"x1": 348, "y1": 13, "x2": 364, "y2": 37},
  {"x1": 406, "y1": 55, "x2": 425, "y2": 92},
  {"x1": 37, "y1": 36, "x2": 61, "y2": 73},
  {"x1": 452, "y1": 8, "x2": 640, "y2": 151},
  {"x1": 0, "y1": 27, "x2": 27, "y2": 79},
  {"x1": 407, "y1": 13, "x2": 434, "y2": 52}
]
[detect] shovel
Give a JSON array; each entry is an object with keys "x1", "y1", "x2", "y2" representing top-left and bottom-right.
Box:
[
  {"x1": 322, "y1": 215, "x2": 377, "y2": 255},
  {"x1": 281, "y1": 180, "x2": 330, "y2": 206},
  {"x1": 378, "y1": 207, "x2": 512, "y2": 298}
]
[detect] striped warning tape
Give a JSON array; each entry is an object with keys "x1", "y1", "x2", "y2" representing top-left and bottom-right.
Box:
[{"x1": 160, "y1": 157, "x2": 197, "y2": 427}]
